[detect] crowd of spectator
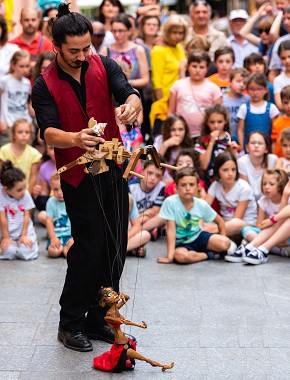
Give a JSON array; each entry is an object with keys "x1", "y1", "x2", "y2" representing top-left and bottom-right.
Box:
[{"x1": 1, "y1": 0, "x2": 290, "y2": 267}]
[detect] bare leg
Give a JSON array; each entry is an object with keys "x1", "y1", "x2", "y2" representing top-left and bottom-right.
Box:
[
  {"x1": 174, "y1": 247, "x2": 208, "y2": 264},
  {"x1": 38, "y1": 210, "x2": 46, "y2": 225},
  {"x1": 257, "y1": 219, "x2": 290, "y2": 251},
  {"x1": 204, "y1": 218, "x2": 246, "y2": 236},
  {"x1": 63, "y1": 238, "x2": 74, "y2": 258},
  {"x1": 250, "y1": 222, "x2": 282, "y2": 247},
  {"x1": 207, "y1": 235, "x2": 230, "y2": 252},
  {"x1": 127, "y1": 231, "x2": 151, "y2": 251},
  {"x1": 127, "y1": 348, "x2": 174, "y2": 372}
]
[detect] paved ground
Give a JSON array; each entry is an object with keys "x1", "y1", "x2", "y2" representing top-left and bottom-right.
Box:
[{"x1": 1, "y1": 225, "x2": 290, "y2": 380}]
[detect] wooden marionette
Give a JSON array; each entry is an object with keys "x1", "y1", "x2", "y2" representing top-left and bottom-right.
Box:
[
  {"x1": 93, "y1": 287, "x2": 174, "y2": 373},
  {"x1": 57, "y1": 117, "x2": 178, "y2": 179}
]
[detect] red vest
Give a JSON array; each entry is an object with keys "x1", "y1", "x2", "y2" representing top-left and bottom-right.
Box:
[{"x1": 42, "y1": 55, "x2": 121, "y2": 187}]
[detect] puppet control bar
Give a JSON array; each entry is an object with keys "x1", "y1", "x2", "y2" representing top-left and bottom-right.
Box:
[{"x1": 57, "y1": 118, "x2": 178, "y2": 180}]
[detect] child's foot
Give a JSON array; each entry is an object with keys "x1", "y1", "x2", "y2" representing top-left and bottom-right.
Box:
[
  {"x1": 127, "y1": 245, "x2": 146, "y2": 258},
  {"x1": 136, "y1": 245, "x2": 146, "y2": 257},
  {"x1": 225, "y1": 243, "x2": 250, "y2": 263},
  {"x1": 243, "y1": 247, "x2": 268, "y2": 265}
]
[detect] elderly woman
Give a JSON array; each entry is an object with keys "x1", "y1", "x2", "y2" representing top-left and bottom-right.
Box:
[
  {"x1": 0, "y1": 15, "x2": 19, "y2": 78},
  {"x1": 150, "y1": 14, "x2": 187, "y2": 136}
]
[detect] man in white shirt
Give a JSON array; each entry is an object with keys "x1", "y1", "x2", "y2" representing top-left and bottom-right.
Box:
[{"x1": 227, "y1": 9, "x2": 258, "y2": 68}]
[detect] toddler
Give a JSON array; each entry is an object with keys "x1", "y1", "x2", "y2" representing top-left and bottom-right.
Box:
[{"x1": 0, "y1": 160, "x2": 38, "y2": 260}]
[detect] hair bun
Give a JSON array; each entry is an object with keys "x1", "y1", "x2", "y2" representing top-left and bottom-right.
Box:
[
  {"x1": 2, "y1": 160, "x2": 14, "y2": 172},
  {"x1": 57, "y1": 3, "x2": 70, "y2": 18}
]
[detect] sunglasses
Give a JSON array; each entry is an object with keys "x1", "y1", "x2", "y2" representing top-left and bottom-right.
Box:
[{"x1": 258, "y1": 29, "x2": 270, "y2": 34}]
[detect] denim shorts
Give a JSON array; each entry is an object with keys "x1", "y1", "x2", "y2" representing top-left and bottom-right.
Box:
[
  {"x1": 46, "y1": 236, "x2": 72, "y2": 250},
  {"x1": 176, "y1": 231, "x2": 214, "y2": 253}
]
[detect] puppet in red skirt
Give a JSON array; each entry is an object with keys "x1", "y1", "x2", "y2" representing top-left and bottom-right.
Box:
[{"x1": 93, "y1": 287, "x2": 174, "y2": 372}]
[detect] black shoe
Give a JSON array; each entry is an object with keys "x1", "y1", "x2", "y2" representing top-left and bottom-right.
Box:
[
  {"x1": 86, "y1": 324, "x2": 137, "y2": 344},
  {"x1": 58, "y1": 326, "x2": 93, "y2": 352}
]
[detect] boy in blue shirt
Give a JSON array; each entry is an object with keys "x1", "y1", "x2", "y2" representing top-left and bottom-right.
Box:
[
  {"x1": 157, "y1": 167, "x2": 236, "y2": 264},
  {"x1": 46, "y1": 172, "x2": 73, "y2": 258}
]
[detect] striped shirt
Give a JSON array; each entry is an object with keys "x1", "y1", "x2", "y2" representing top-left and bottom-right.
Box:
[{"x1": 0, "y1": 188, "x2": 35, "y2": 240}]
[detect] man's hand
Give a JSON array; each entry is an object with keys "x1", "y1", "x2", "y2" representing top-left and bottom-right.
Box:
[
  {"x1": 75, "y1": 128, "x2": 105, "y2": 152},
  {"x1": 115, "y1": 103, "x2": 137, "y2": 125}
]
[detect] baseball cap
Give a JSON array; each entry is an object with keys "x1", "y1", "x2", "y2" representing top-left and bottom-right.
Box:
[{"x1": 229, "y1": 9, "x2": 249, "y2": 21}]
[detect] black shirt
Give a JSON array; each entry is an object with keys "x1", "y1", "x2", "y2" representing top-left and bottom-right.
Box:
[{"x1": 31, "y1": 54, "x2": 139, "y2": 139}]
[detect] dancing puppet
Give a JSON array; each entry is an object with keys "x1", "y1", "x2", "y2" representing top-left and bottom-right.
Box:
[{"x1": 93, "y1": 287, "x2": 174, "y2": 372}]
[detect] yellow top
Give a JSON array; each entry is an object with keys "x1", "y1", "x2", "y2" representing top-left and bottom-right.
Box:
[
  {"x1": 0, "y1": 143, "x2": 42, "y2": 188},
  {"x1": 150, "y1": 43, "x2": 185, "y2": 125}
]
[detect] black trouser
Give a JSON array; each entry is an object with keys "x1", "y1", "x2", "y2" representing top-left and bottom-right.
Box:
[{"x1": 59, "y1": 166, "x2": 128, "y2": 331}]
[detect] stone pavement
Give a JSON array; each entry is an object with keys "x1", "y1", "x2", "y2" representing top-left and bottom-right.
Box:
[{"x1": 1, "y1": 225, "x2": 290, "y2": 380}]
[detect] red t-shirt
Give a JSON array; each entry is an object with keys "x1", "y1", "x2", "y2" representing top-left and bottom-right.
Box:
[{"x1": 10, "y1": 32, "x2": 53, "y2": 62}]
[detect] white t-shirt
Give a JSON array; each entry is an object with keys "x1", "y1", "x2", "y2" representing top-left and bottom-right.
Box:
[
  {"x1": 0, "y1": 43, "x2": 20, "y2": 78},
  {"x1": 257, "y1": 195, "x2": 281, "y2": 216},
  {"x1": 0, "y1": 74, "x2": 32, "y2": 127},
  {"x1": 208, "y1": 178, "x2": 257, "y2": 225},
  {"x1": 237, "y1": 101, "x2": 280, "y2": 120},
  {"x1": 273, "y1": 72, "x2": 290, "y2": 94},
  {"x1": 0, "y1": 188, "x2": 35, "y2": 240},
  {"x1": 170, "y1": 77, "x2": 222, "y2": 137},
  {"x1": 238, "y1": 154, "x2": 277, "y2": 201},
  {"x1": 129, "y1": 180, "x2": 165, "y2": 213}
]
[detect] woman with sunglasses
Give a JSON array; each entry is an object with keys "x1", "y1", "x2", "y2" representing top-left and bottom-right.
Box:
[{"x1": 239, "y1": 2, "x2": 276, "y2": 63}]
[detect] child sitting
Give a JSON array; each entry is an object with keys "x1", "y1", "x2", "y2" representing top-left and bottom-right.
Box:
[
  {"x1": 233, "y1": 180, "x2": 290, "y2": 265},
  {"x1": 157, "y1": 167, "x2": 237, "y2": 264},
  {"x1": 240, "y1": 169, "x2": 288, "y2": 246},
  {"x1": 45, "y1": 172, "x2": 73, "y2": 258},
  {"x1": 127, "y1": 193, "x2": 151, "y2": 257},
  {"x1": 205, "y1": 151, "x2": 257, "y2": 238},
  {"x1": 0, "y1": 160, "x2": 38, "y2": 260},
  {"x1": 164, "y1": 148, "x2": 206, "y2": 199},
  {"x1": 129, "y1": 159, "x2": 165, "y2": 236}
]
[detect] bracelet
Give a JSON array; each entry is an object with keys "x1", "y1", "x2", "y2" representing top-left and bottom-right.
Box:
[{"x1": 269, "y1": 214, "x2": 277, "y2": 224}]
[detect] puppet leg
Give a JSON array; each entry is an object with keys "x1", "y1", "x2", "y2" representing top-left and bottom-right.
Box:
[{"x1": 127, "y1": 348, "x2": 174, "y2": 371}]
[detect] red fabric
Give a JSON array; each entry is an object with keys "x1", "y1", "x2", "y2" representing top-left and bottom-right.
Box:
[
  {"x1": 42, "y1": 56, "x2": 122, "y2": 187},
  {"x1": 10, "y1": 32, "x2": 53, "y2": 59},
  {"x1": 93, "y1": 337, "x2": 136, "y2": 372}
]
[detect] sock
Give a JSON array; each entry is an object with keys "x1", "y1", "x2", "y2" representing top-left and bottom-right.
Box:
[
  {"x1": 245, "y1": 243, "x2": 254, "y2": 251},
  {"x1": 227, "y1": 240, "x2": 237, "y2": 254},
  {"x1": 258, "y1": 245, "x2": 269, "y2": 254},
  {"x1": 270, "y1": 246, "x2": 281, "y2": 255}
]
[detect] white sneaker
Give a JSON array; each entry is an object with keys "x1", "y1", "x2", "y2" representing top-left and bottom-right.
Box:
[
  {"x1": 243, "y1": 247, "x2": 268, "y2": 265},
  {"x1": 225, "y1": 242, "x2": 246, "y2": 263}
]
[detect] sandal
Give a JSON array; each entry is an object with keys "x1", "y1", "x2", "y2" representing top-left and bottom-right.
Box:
[
  {"x1": 127, "y1": 245, "x2": 146, "y2": 258},
  {"x1": 136, "y1": 245, "x2": 146, "y2": 258}
]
